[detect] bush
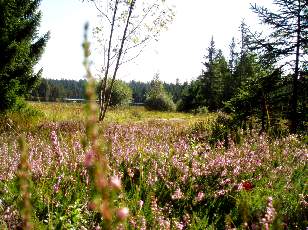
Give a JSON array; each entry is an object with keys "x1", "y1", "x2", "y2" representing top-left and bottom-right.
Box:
[
  {"x1": 145, "y1": 93, "x2": 176, "y2": 111},
  {"x1": 192, "y1": 106, "x2": 209, "y2": 115},
  {"x1": 108, "y1": 79, "x2": 133, "y2": 107},
  {"x1": 145, "y1": 76, "x2": 176, "y2": 111}
]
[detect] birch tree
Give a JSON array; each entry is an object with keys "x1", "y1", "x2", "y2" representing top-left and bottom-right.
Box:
[{"x1": 85, "y1": 0, "x2": 174, "y2": 121}]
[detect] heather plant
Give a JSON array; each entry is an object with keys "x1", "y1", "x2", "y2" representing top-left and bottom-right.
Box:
[
  {"x1": 0, "y1": 115, "x2": 307, "y2": 228},
  {"x1": 0, "y1": 28, "x2": 306, "y2": 228}
]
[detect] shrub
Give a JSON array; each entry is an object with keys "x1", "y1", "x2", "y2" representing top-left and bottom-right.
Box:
[
  {"x1": 145, "y1": 76, "x2": 176, "y2": 111},
  {"x1": 145, "y1": 93, "x2": 176, "y2": 111},
  {"x1": 192, "y1": 106, "x2": 209, "y2": 115},
  {"x1": 105, "y1": 79, "x2": 132, "y2": 107}
]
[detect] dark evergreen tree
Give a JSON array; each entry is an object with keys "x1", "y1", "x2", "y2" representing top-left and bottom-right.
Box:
[
  {"x1": 177, "y1": 79, "x2": 205, "y2": 112},
  {"x1": 129, "y1": 80, "x2": 150, "y2": 103},
  {"x1": 233, "y1": 53, "x2": 258, "y2": 89},
  {"x1": 0, "y1": 0, "x2": 49, "y2": 111},
  {"x1": 199, "y1": 37, "x2": 217, "y2": 110},
  {"x1": 233, "y1": 21, "x2": 252, "y2": 89},
  {"x1": 200, "y1": 38, "x2": 232, "y2": 110},
  {"x1": 213, "y1": 50, "x2": 231, "y2": 105},
  {"x1": 228, "y1": 59, "x2": 284, "y2": 133},
  {"x1": 163, "y1": 78, "x2": 183, "y2": 103},
  {"x1": 239, "y1": 20, "x2": 250, "y2": 58},
  {"x1": 228, "y1": 37, "x2": 238, "y2": 74},
  {"x1": 30, "y1": 79, "x2": 87, "y2": 101},
  {"x1": 251, "y1": 0, "x2": 308, "y2": 132},
  {"x1": 223, "y1": 37, "x2": 238, "y2": 101},
  {"x1": 38, "y1": 79, "x2": 50, "y2": 101},
  {"x1": 178, "y1": 38, "x2": 233, "y2": 112}
]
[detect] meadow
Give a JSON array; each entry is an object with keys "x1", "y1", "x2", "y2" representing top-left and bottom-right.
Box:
[{"x1": 0, "y1": 102, "x2": 307, "y2": 229}]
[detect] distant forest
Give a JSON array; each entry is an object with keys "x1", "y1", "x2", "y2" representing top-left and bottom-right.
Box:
[{"x1": 28, "y1": 78, "x2": 184, "y2": 104}]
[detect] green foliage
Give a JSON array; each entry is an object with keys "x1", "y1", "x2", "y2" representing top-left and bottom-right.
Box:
[
  {"x1": 228, "y1": 55, "x2": 288, "y2": 134},
  {"x1": 188, "y1": 112, "x2": 240, "y2": 146},
  {"x1": 129, "y1": 80, "x2": 183, "y2": 104},
  {"x1": 0, "y1": 0, "x2": 49, "y2": 112},
  {"x1": 108, "y1": 79, "x2": 133, "y2": 107},
  {"x1": 145, "y1": 94, "x2": 176, "y2": 112},
  {"x1": 129, "y1": 80, "x2": 150, "y2": 103},
  {"x1": 250, "y1": 0, "x2": 308, "y2": 133},
  {"x1": 145, "y1": 76, "x2": 176, "y2": 111},
  {"x1": 177, "y1": 80, "x2": 205, "y2": 112},
  {"x1": 30, "y1": 79, "x2": 87, "y2": 101},
  {"x1": 178, "y1": 38, "x2": 232, "y2": 112},
  {"x1": 192, "y1": 106, "x2": 209, "y2": 115}
]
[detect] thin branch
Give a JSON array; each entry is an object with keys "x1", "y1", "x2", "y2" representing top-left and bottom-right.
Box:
[
  {"x1": 120, "y1": 44, "x2": 147, "y2": 65},
  {"x1": 126, "y1": 3, "x2": 158, "y2": 40},
  {"x1": 99, "y1": 0, "x2": 119, "y2": 119},
  {"x1": 124, "y1": 36, "x2": 150, "y2": 53},
  {"x1": 91, "y1": 0, "x2": 112, "y2": 25}
]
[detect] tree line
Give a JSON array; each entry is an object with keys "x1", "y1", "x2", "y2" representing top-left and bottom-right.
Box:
[{"x1": 28, "y1": 78, "x2": 184, "y2": 104}]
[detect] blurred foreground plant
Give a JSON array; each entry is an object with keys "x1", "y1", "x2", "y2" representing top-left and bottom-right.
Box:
[
  {"x1": 82, "y1": 23, "x2": 128, "y2": 229},
  {"x1": 17, "y1": 136, "x2": 32, "y2": 229}
]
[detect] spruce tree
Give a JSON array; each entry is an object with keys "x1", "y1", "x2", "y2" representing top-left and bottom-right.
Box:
[
  {"x1": 200, "y1": 37, "x2": 217, "y2": 110},
  {"x1": 200, "y1": 38, "x2": 231, "y2": 110},
  {"x1": 0, "y1": 0, "x2": 49, "y2": 111},
  {"x1": 228, "y1": 37, "x2": 237, "y2": 74},
  {"x1": 251, "y1": 0, "x2": 308, "y2": 132}
]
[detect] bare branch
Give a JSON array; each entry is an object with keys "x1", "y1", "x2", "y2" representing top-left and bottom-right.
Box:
[
  {"x1": 91, "y1": 0, "x2": 112, "y2": 25},
  {"x1": 124, "y1": 36, "x2": 150, "y2": 53},
  {"x1": 120, "y1": 44, "x2": 147, "y2": 65},
  {"x1": 99, "y1": 0, "x2": 119, "y2": 119},
  {"x1": 126, "y1": 3, "x2": 158, "y2": 40}
]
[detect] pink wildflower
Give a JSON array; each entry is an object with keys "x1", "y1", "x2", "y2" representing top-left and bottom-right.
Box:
[{"x1": 117, "y1": 207, "x2": 129, "y2": 221}]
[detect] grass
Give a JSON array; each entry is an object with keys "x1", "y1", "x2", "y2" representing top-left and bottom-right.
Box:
[
  {"x1": 0, "y1": 102, "x2": 307, "y2": 229},
  {"x1": 28, "y1": 102, "x2": 206, "y2": 123}
]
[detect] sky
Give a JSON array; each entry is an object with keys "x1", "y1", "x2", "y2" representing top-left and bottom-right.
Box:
[{"x1": 38, "y1": 0, "x2": 270, "y2": 83}]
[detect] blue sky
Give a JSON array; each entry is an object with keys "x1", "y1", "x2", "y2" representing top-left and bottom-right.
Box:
[{"x1": 37, "y1": 0, "x2": 269, "y2": 83}]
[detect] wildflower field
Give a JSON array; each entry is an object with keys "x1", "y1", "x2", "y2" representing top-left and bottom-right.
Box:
[{"x1": 0, "y1": 103, "x2": 307, "y2": 229}]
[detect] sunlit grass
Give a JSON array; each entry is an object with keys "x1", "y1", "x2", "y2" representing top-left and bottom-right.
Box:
[{"x1": 28, "y1": 102, "x2": 212, "y2": 124}]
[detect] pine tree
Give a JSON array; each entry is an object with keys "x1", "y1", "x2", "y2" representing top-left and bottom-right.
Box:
[
  {"x1": 229, "y1": 54, "x2": 284, "y2": 133},
  {"x1": 251, "y1": 0, "x2": 308, "y2": 133},
  {"x1": 200, "y1": 38, "x2": 231, "y2": 110},
  {"x1": 200, "y1": 37, "x2": 217, "y2": 110},
  {"x1": 0, "y1": 0, "x2": 49, "y2": 111},
  {"x1": 228, "y1": 37, "x2": 237, "y2": 74}
]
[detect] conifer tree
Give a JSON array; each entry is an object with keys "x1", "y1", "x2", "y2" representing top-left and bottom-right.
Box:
[
  {"x1": 251, "y1": 0, "x2": 308, "y2": 132},
  {"x1": 200, "y1": 37, "x2": 217, "y2": 110},
  {"x1": 228, "y1": 37, "x2": 237, "y2": 74},
  {"x1": 0, "y1": 0, "x2": 49, "y2": 111},
  {"x1": 200, "y1": 38, "x2": 231, "y2": 110}
]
